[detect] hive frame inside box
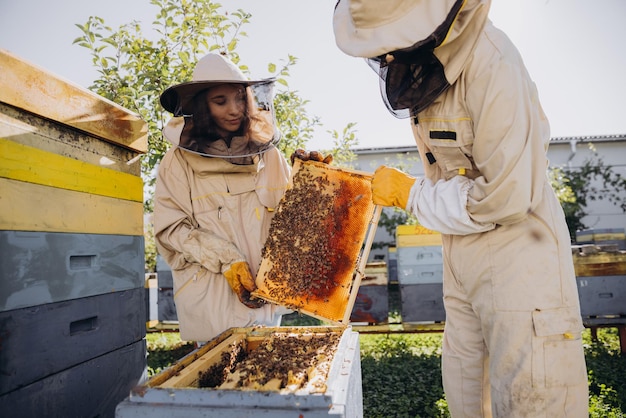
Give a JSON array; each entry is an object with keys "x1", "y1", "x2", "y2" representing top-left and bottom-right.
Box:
[
  {"x1": 119, "y1": 326, "x2": 363, "y2": 417},
  {"x1": 253, "y1": 159, "x2": 382, "y2": 325}
]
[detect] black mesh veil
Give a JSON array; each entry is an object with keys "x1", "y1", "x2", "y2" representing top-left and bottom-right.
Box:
[
  {"x1": 364, "y1": 0, "x2": 464, "y2": 118},
  {"x1": 168, "y1": 80, "x2": 282, "y2": 164},
  {"x1": 367, "y1": 50, "x2": 450, "y2": 119}
]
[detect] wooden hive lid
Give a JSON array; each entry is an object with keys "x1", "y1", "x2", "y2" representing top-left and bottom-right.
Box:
[{"x1": 0, "y1": 49, "x2": 147, "y2": 153}]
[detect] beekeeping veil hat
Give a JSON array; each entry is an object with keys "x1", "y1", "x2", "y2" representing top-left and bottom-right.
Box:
[
  {"x1": 333, "y1": 0, "x2": 490, "y2": 118},
  {"x1": 160, "y1": 52, "x2": 280, "y2": 161}
]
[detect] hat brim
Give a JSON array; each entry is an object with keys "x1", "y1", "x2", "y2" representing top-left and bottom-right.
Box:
[
  {"x1": 160, "y1": 79, "x2": 271, "y2": 115},
  {"x1": 333, "y1": 0, "x2": 462, "y2": 58}
]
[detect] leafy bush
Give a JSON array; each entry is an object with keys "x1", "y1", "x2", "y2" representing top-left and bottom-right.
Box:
[
  {"x1": 146, "y1": 332, "x2": 194, "y2": 376},
  {"x1": 360, "y1": 333, "x2": 448, "y2": 417},
  {"x1": 584, "y1": 328, "x2": 626, "y2": 417}
]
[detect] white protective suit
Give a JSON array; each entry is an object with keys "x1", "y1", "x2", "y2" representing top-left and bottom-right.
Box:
[
  {"x1": 154, "y1": 142, "x2": 290, "y2": 342},
  {"x1": 334, "y1": 0, "x2": 588, "y2": 416}
]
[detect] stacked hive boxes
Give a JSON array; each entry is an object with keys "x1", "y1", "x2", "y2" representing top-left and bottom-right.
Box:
[
  {"x1": 573, "y1": 241, "x2": 626, "y2": 324},
  {"x1": 396, "y1": 225, "x2": 445, "y2": 322},
  {"x1": 0, "y1": 50, "x2": 147, "y2": 416}
]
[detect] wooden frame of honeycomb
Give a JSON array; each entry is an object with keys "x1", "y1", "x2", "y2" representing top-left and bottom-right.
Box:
[{"x1": 253, "y1": 159, "x2": 382, "y2": 324}]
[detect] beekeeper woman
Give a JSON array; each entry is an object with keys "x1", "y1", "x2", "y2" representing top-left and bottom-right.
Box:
[
  {"x1": 154, "y1": 52, "x2": 291, "y2": 342},
  {"x1": 334, "y1": 0, "x2": 588, "y2": 416}
]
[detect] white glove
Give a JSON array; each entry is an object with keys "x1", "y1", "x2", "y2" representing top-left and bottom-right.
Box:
[
  {"x1": 407, "y1": 175, "x2": 496, "y2": 235},
  {"x1": 182, "y1": 228, "x2": 244, "y2": 274}
]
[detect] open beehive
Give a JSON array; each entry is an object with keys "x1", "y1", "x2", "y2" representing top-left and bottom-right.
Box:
[
  {"x1": 253, "y1": 159, "x2": 381, "y2": 323},
  {"x1": 118, "y1": 326, "x2": 363, "y2": 417},
  {"x1": 153, "y1": 327, "x2": 342, "y2": 393}
]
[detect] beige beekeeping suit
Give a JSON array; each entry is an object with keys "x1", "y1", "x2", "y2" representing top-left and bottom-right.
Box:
[
  {"x1": 154, "y1": 144, "x2": 290, "y2": 342},
  {"x1": 334, "y1": 0, "x2": 589, "y2": 416}
]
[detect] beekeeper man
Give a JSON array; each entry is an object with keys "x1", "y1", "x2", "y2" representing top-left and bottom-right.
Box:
[
  {"x1": 153, "y1": 53, "x2": 291, "y2": 342},
  {"x1": 333, "y1": 0, "x2": 588, "y2": 416}
]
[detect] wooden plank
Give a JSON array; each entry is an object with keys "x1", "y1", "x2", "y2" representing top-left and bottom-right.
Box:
[
  {"x1": 0, "y1": 177, "x2": 143, "y2": 235},
  {"x1": 145, "y1": 328, "x2": 237, "y2": 388},
  {"x1": 0, "y1": 138, "x2": 142, "y2": 202},
  {"x1": 343, "y1": 205, "x2": 382, "y2": 323},
  {"x1": 0, "y1": 103, "x2": 141, "y2": 176},
  {"x1": 0, "y1": 49, "x2": 147, "y2": 152},
  {"x1": 159, "y1": 333, "x2": 247, "y2": 388}
]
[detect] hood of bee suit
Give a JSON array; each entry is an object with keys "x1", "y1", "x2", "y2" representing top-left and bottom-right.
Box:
[
  {"x1": 160, "y1": 53, "x2": 281, "y2": 164},
  {"x1": 333, "y1": 0, "x2": 491, "y2": 118}
]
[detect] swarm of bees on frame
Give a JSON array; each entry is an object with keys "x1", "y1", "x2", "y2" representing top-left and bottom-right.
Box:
[
  {"x1": 256, "y1": 159, "x2": 375, "y2": 319},
  {"x1": 197, "y1": 332, "x2": 341, "y2": 392},
  {"x1": 260, "y1": 166, "x2": 344, "y2": 308}
]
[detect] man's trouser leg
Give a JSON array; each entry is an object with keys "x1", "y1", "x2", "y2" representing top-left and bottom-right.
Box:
[{"x1": 442, "y1": 283, "x2": 492, "y2": 418}]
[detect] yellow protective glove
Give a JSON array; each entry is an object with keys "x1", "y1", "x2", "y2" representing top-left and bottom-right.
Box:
[
  {"x1": 223, "y1": 261, "x2": 265, "y2": 309},
  {"x1": 372, "y1": 166, "x2": 417, "y2": 209}
]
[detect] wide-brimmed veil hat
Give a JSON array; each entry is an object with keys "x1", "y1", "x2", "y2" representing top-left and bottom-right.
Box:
[
  {"x1": 160, "y1": 52, "x2": 281, "y2": 161},
  {"x1": 333, "y1": 0, "x2": 469, "y2": 118},
  {"x1": 333, "y1": 0, "x2": 463, "y2": 58}
]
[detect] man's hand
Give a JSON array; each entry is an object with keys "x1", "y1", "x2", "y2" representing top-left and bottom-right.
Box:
[
  {"x1": 290, "y1": 149, "x2": 334, "y2": 165},
  {"x1": 223, "y1": 261, "x2": 265, "y2": 309},
  {"x1": 372, "y1": 165, "x2": 417, "y2": 208}
]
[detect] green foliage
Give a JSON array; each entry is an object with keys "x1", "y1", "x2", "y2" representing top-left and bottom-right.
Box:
[
  {"x1": 144, "y1": 219, "x2": 157, "y2": 272},
  {"x1": 146, "y1": 332, "x2": 194, "y2": 376},
  {"x1": 360, "y1": 333, "x2": 449, "y2": 418},
  {"x1": 326, "y1": 122, "x2": 359, "y2": 169},
  {"x1": 584, "y1": 328, "x2": 626, "y2": 417},
  {"x1": 280, "y1": 312, "x2": 324, "y2": 327},
  {"x1": 549, "y1": 151, "x2": 626, "y2": 239}
]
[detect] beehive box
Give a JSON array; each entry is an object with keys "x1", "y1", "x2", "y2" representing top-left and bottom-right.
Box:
[
  {"x1": 400, "y1": 283, "x2": 446, "y2": 322},
  {"x1": 396, "y1": 225, "x2": 445, "y2": 322},
  {"x1": 253, "y1": 159, "x2": 381, "y2": 324},
  {"x1": 573, "y1": 246, "x2": 626, "y2": 277},
  {"x1": 116, "y1": 326, "x2": 362, "y2": 417},
  {"x1": 576, "y1": 275, "x2": 626, "y2": 319},
  {"x1": 350, "y1": 262, "x2": 389, "y2": 324},
  {"x1": 573, "y1": 246, "x2": 626, "y2": 323},
  {"x1": 0, "y1": 49, "x2": 147, "y2": 417}
]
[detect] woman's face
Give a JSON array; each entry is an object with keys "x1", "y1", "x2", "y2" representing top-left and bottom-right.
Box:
[{"x1": 206, "y1": 84, "x2": 246, "y2": 137}]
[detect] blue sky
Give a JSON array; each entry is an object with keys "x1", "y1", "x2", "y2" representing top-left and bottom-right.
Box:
[{"x1": 1, "y1": 0, "x2": 625, "y2": 150}]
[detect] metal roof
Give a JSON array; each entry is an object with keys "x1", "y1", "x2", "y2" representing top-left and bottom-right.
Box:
[
  {"x1": 353, "y1": 134, "x2": 626, "y2": 154},
  {"x1": 549, "y1": 134, "x2": 626, "y2": 144}
]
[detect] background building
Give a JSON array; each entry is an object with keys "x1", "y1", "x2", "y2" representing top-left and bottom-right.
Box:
[{"x1": 351, "y1": 134, "x2": 626, "y2": 262}]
